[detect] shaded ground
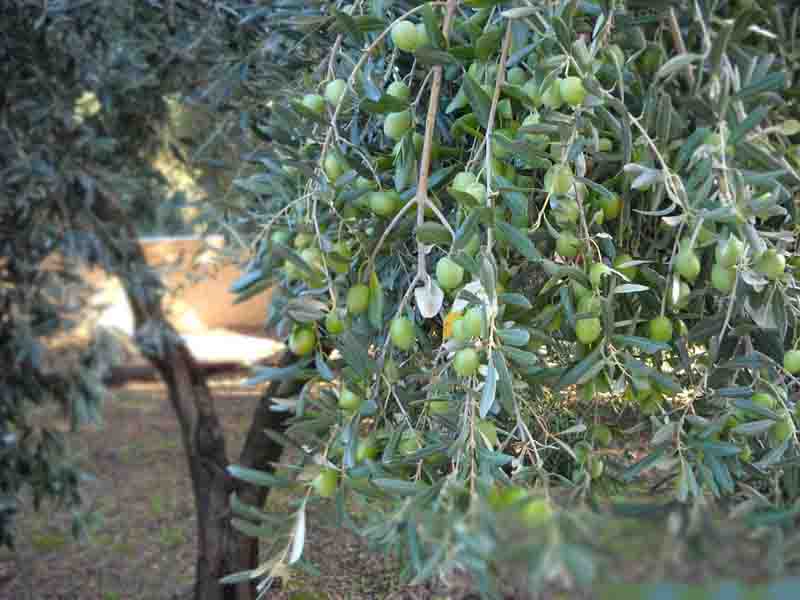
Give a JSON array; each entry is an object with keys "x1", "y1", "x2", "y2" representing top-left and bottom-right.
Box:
[
  {"x1": 0, "y1": 378, "x2": 446, "y2": 600},
  {"x1": 1, "y1": 379, "x2": 799, "y2": 600}
]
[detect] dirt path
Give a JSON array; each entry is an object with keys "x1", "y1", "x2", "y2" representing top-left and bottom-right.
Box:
[{"x1": 0, "y1": 380, "x2": 428, "y2": 600}]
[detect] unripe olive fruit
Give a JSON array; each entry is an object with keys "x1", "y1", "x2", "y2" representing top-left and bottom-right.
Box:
[
  {"x1": 415, "y1": 22, "x2": 430, "y2": 48},
  {"x1": 390, "y1": 317, "x2": 416, "y2": 351},
  {"x1": 675, "y1": 247, "x2": 701, "y2": 281},
  {"x1": 452, "y1": 171, "x2": 478, "y2": 191},
  {"x1": 669, "y1": 280, "x2": 692, "y2": 309},
  {"x1": 711, "y1": 263, "x2": 736, "y2": 293},
  {"x1": 544, "y1": 164, "x2": 574, "y2": 195},
  {"x1": 324, "y1": 78, "x2": 347, "y2": 105},
  {"x1": 559, "y1": 76, "x2": 586, "y2": 107},
  {"x1": 312, "y1": 468, "x2": 338, "y2": 498},
  {"x1": 464, "y1": 306, "x2": 484, "y2": 339},
  {"x1": 391, "y1": 20, "x2": 419, "y2": 52},
  {"x1": 369, "y1": 190, "x2": 400, "y2": 217},
  {"x1": 739, "y1": 444, "x2": 752, "y2": 463},
  {"x1": 599, "y1": 194, "x2": 622, "y2": 220},
  {"x1": 589, "y1": 262, "x2": 611, "y2": 288},
  {"x1": 755, "y1": 249, "x2": 785, "y2": 280},
  {"x1": 751, "y1": 392, "x2": 776, "y2": 411},
  {"x1": 520, "y1": 498, "x2": 555, "y2": 528},
  {"x1": 325, "y1": 311, "x2": 345, "y2": 335},
  {"x1": 293, "y1": 232, "x2": 314, "y2": 249},
  {"x1": 648, "y1": 316, "x2": 673, "y2": 343},
  {"x1": 553, "y1": 197, "x2": 580, "y2": 225},
  {"x1": 328, "y1": 241, "x2": 352, "y2": 274},
  {"x1": 556, "y1": 232, "x2": 580, "y2": 258},
  {"x1": 769, "y1": 413, "x2": 795, "y2": 446},
  {"x1": 574, "y1": 441, "x2": 592, "y2": 465},
  {"x1": 436, "y1": 256, "x2": 464, "y2": 290},
  {"x1": 541, "y1": 79, "x2": 563, "y2": 109},
  {"x1": 384, "y1": 110, "x2": 412, "y2": 140},
  {"x1": 572, "y1": 280, "x2": 592, "y2": 301},
  {"x1": 300, "y1": 246, "x2": 323, "y2": 271},
  {"x1": 356, "y1": 437, "x2": 380, "y2": 462},
  {"x1": 346, "y1": 284, "x2": 370, "y2": 315},
  {"x1": 715, "y1": 235, "x2": 744, "y2": 268},
  {"x1": 465, "y1": 182, "x2": 486, "y2": 204},
  {"x1": 507, "y1": 67, "x2": 528, "y2": 85},
  {"x1": 383, "y1": 356, "x2": 400, "y2": 383},
  {"x1": 575, "y1": 317, "x2": 602, "y2": 344},
  {"x1": 453, "y1": 347, "x2": 479, "y2": 377},
  {"x1": 783, "y1": 350, "x2": 800, "y2": 375},
  {"x1": 578, "y1": 294, "x2": 601, "y2": 315},
  {"x1": 639, "y1": 45, "x2": 663, "y2": 73},
  {"x1": 289, "y1": 327, "x2": 316, "y2": 356},
  {"x1": 355, "y1": 175, "x2": 375, "y2": 190},
  {"x1": 338, "y1": 387, "x2": 363, "y2": 412},
  {"x1": 386, "y1": 80, "x2": 411, "y2": 101},
  {"x1": 451, "y1": 318, "x2": 470, "y2": 342},
  {"x1": 323, "y1": 153, "x2": 346, "y2": 183},
  {"x1": 302, "y1": 93, "x2": 325, "y2": 115},
  {"x1": 546, "y1": 310, "x2": 563, "y2": 333},
  {"x1": 522, "y1": 79, "x2": 540, "y2": 103},
  {"x1": 284, "y1": 261, "x2": 302, "y2": 281},
  {"x1": 589, "y1": 456, "x2": 605, "y2": 479}
]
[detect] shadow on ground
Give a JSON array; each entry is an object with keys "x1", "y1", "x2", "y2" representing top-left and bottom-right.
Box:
[{"x1": 0, "y1": 380, "x2": 431, "y2": 600}]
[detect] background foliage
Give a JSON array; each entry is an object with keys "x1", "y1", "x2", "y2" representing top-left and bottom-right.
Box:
[{"x1": 0, "y1": 0, "x2": 270, "y2": 547}]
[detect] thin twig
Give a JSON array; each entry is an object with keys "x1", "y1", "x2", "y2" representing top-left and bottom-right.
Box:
[
  {"x1": 667, "y1": 8, "x2": 695, "y2": 88},
  {"x1": 414, "y1": 1, "x2": 456, "y2": 280},
  {"x1": 484, "y1": 22, "x2": 513, "y2": 253}
]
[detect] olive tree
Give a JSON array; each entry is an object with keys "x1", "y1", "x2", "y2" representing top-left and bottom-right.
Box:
[
  {"x1": 226, "y1": 0, "x2": 800, "y2": 595},
  {"x1": 1, "y1": 2, "x2": 320, "y2": 599}
]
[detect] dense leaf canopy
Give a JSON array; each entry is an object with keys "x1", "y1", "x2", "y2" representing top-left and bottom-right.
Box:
[{"x1": 224, "y1": 0, "x2": 800, "y2": 594}]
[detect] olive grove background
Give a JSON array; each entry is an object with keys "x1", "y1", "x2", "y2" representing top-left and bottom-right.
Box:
[{"x1": 3, "y1": 1, "x2": 800, "y2": 600}]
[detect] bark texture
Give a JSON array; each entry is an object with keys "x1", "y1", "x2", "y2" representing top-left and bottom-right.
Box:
[{"x1": 94, "y1": 195, "x2": 291, "y2": 599}]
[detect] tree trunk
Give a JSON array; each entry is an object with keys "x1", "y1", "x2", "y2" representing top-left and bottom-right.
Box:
[{"x1": 93, "y1": 197, "x2": 291, "y2": 600}]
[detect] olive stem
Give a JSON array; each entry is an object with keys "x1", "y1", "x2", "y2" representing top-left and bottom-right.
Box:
[
  {"x1": 483, "y1": 21, "x2": 513, "y2": 253},
  {"x1": 667, "y1": 7, "x2": 696, "y2": 89},
  {"x1": 414, "y1": 1, "x2": 456, "y2": 280}
]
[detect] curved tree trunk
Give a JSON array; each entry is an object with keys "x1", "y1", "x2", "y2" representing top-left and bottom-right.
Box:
[{"x1": 93, "y1": 196, "x2": 290, "y2": 600}]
